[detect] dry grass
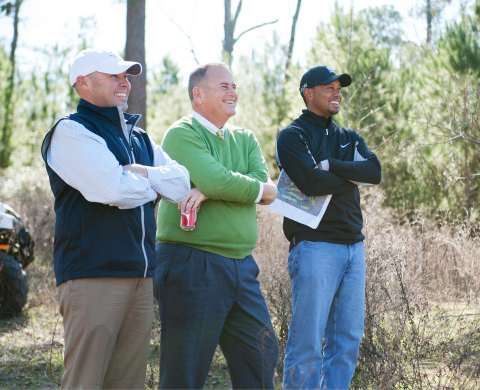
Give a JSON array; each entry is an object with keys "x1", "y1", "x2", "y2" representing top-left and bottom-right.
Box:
[
  {"x1": 355, "y1": 191, "x2": 480, "y2": 389},
  {"x1": 255, "y1": 188, "x2": 480, "y2": 389},
  {"x1": 2, "y1": 162, "x2": 480, "y2": 388},
  {"x1": 0, "y1": 263, "x2": 62, "y2": 389},
  {"x1": 253, "y1": 205, "x2": 291, "y2": 383}
]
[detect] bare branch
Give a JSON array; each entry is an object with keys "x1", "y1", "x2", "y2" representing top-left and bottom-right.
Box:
[
  {"x1": 408, "y1": 113, "x2": 480, "y2": 147},
  {"x1": 455, "y1": 173, "x2": 480, "y2": 180},
  {"x1": 322, "y1": 39, "x2": 344, "y2": 73},
  {"x1": 233, "y1": 0, "x2": 243, "y2": 26},
  {"x1": 417, "y1": 135, "x2": 463, "y2": 148},
  {"x1": 371, "y1": 128, "x2": 400, "y2": 149},
  {"x1": 360, "y1": 102, "x2": 390, "y2": 123},
  {"x1": 457, "y1": 135, "x2": 480, "y2": 145},
  {"x1": 158, "y1": 3, "x2": 199, "y2": 64},
  {"x1": 425, "y1": 118, "x2": 480, "y2": 145},
  {"x1": 235, "y1": 19, "x2": 279, "y2": 43},
  {"x1": 165, "y1": 14, "x2": 199, "y2": 64},
  {"x1": 285, "y1": 0, "x2": 302, "y2": 77}
]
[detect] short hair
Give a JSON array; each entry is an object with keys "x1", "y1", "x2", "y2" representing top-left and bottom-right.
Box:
[{"x1": 188, "y1": 62, "x2": 230, "y2": 102}]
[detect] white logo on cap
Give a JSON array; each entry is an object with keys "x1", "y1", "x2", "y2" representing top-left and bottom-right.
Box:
[
  {"x1": 300, "y1": 83, "x2": 308, "y2": 93},
  {"x1": 326, "y1": 66, "x2": 334, "y2": 73}
]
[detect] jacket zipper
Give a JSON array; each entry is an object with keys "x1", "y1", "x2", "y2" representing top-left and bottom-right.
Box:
[{"x1": 117, "y1": 107, "x2": 148, "y2": 277}]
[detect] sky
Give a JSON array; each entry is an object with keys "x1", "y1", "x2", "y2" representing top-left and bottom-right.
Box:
[{"x1": 0, "y1": 0, "x2": 455, "y2": 81}]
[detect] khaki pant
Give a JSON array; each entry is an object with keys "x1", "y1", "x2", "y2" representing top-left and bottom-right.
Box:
[{"x1": 58, "y1": 277, "x2": 153, "y2": 390}]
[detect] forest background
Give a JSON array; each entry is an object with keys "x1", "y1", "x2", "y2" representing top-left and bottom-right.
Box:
[{"x1": 1, "y1": 0, "x2": 480, "y2": 388}]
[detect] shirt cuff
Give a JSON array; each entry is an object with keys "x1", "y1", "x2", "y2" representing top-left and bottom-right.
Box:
[
  {"x1": 320, "y1": 159, "x2": 330, "y2": 171},
  {"x1": 254, "y1": 181, "x2": 264, "y2": 203},
  {"x1": 145, "y1": 166, "x2": 161, "y2": 191}
]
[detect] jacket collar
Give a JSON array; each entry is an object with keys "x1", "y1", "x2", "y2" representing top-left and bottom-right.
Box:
[
  {"x1": 76, "y1": 99, "x2": 141, "y2": 127},
  {"x1": 301, "y1": 109, "x2": 333, "y2": 129}
]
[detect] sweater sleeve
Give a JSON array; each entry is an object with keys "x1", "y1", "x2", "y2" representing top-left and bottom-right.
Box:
[
  {"x1": 327, "y1": 133, "x2": 382, "y2": 186},
  {"x1": 276, "y1": 129, "x2": 355, "y2": 197},
  {"x1": 161, "y1": 125, "x2": 261, "y2": 203},
  {"x1": 245, "y1": 132, "x2": 269, "y2": 182}
]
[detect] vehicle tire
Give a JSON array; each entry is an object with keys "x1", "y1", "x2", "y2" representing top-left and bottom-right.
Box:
[{"x1": 0, "y1": 252, "x2": 29, "y2": 317}]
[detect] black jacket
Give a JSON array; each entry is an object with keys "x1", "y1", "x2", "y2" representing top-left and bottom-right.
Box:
[
  {"x1": 41, "y1": 99, "x2": 156, "y2": 286},
  {"x1": 276, "y1": 109, "x2": 381, "y2": 247}
]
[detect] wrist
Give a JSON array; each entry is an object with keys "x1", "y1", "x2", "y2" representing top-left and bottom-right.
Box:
[
  {"x1": 320, "y1": 159, "x2": 329, "y2": 171},
  {"x1": 254, "y1": 181, "x2": 264, "y2": 203}
]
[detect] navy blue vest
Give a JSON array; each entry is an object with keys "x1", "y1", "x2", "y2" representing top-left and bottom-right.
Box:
[{"x1": 41, "y1": 99, "x2": 156, "y2": 286}]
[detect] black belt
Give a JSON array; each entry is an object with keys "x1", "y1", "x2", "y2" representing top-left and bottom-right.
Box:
[
  {"x1": 289, "y1": 233, "x2": 325, "y2": 251},
  {"x1": 290, "y1": 233, "x2": 362, "y2": 251}
]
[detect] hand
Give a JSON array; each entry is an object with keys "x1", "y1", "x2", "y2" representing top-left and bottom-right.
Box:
[
  {"x1": 178, "y1": 188, "x2": 210, "y2": 213},
  {"x1": 259, "y1": 177, "x2": 277, "y2": 206},
  {"x1": 123, "y1": 164, "x2": 148, "y2": 178},
  {"x1": 317, "y1": 163, "x2": 322, "y2": 170}
]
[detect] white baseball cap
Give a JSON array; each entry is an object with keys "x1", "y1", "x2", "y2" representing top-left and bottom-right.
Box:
[{"x1": 70, "y1": 48, "x2": 142, "y2": 87}]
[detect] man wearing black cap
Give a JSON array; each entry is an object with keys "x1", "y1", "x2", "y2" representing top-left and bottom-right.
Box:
[{"x1": 276, "y1": 66, "x2": 381, "y2": 389}]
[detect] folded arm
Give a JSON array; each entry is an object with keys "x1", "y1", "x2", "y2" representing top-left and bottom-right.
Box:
[
  {"x1": 276, "y1": 130, "x2": 355, "y2": 197},
  {"x1": 143, "y1": 136, "x2": 190, "y2": 202},
  {"x1": 47, "y1": 120, "x2": 189, "y2": 209},
  {"x1": 162, "y1": 127, "x2": 266, "y2": 204},
  {"x1": 320, "y1": 135, "x2": 381, "y2": 186},
  {"x1": 258, "y1": 177, "x2": 277, "y2": 205}
]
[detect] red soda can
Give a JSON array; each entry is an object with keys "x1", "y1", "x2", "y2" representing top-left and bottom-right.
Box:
[{"x1": 180, "y1": 209, "x2": 197, "y2": 231}]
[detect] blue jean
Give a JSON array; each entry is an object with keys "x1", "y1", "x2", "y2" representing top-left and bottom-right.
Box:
[
  {"x1": 283, "y1": 241, "x2": 366, "y2": 390},
  {"x1": 154, "y1": 243, "x2": 279, "y2": 389}
]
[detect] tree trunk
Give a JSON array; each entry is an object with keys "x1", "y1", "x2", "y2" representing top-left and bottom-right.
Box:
[
  {"x1": 222, "y1": 0, "x2": 277, "y2": 67},
  {"x1": 285, "y1": 0, "x2": 302, "y2": 80},
  {"x1": 426, "y1": 0, "x2": 432, "y2": 44},
  {"x1": 0, "y1": 0, "x2": 22, "y2": 168},
  {"x1": 125, "y1": 0, "x2": 147, "y2": 130},
  {"x1": 222, "y1": 0, "x2": 241, "y2": 66}
]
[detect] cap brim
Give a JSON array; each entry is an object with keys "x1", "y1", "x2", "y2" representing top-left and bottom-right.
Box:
[
  {"x1": 125, "y1": 63, "x2": 142, "y2": 76},
  {"x1": 96, "y1": 61, "x2": 142, "y2": 76},
  {"x1": 336, "y1": 73, "x2": 351, "y2": 87},
  {"x1": 317, "y1": 73, "x2": 351, "y2": 87}
]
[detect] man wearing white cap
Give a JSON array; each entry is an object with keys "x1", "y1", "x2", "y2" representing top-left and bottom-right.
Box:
[{"x1": 41, "y1": 48, "x2": 190, "y2": 389}]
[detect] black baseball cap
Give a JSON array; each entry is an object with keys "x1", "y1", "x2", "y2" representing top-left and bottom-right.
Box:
[{"x1": 299, "y1": 66, "x2": 351, "y2": 96}]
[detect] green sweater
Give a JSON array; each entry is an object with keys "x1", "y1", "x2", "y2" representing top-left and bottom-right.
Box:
[{"x1": 156, "y1": 115, "x2": 269, "y2": 259}]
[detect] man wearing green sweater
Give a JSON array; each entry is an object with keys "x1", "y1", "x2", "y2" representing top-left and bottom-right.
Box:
[{"x1": 154, "y1": 62, "x2": 279, "y2": 389}]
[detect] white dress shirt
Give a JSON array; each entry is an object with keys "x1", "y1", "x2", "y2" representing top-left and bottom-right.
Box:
[
  {"x1": 47, "y1": 118, "x2": 190, "y2": 209},
  {"x1": 192, "y1": 111, "x2": 264, "y2": 203}
]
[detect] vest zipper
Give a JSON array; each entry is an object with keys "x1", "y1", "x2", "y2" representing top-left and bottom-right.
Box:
[
  {"x1": 119, "y1": 138, "x2": 132, "y2": 164},
  {"x1": 129, "y1": 149, "x2": 148, "y2": 277},
  {"x1": 140, "y1": 204, "x2": 148, "y2": 277},
  {"x1": 117, "y1": 107, "x2": 148, "y2": 278}
]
